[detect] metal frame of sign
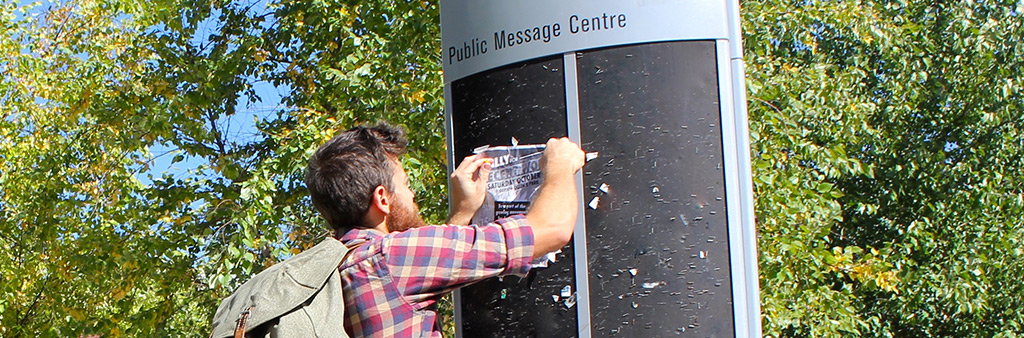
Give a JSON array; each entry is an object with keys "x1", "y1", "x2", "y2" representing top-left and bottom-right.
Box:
[{"x1": 443, "y1": 1, "x2": 760, "y2": 337}]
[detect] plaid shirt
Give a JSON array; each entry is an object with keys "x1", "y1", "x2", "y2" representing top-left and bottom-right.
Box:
[{"x1": 338, "y1": 215, "x2": 535, "y2": 337}]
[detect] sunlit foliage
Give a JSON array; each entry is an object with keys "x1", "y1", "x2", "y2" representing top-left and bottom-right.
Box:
[{"x1": 1, "y1": 0, "x2": 1022, "y2": 337}]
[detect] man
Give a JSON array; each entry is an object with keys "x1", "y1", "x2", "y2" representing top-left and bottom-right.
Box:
[{"x1": 305, "y1": 123, "x2": 584, "y2": 337}]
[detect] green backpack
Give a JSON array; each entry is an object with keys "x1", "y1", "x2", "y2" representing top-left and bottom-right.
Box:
[{"x1": 209, "y1": 238, "x2": 356, "y2": 338}]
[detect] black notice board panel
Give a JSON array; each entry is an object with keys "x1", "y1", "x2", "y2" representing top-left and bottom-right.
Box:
[
  {"x1": 577, "y1": 41, "x2": 736, "y2": 337},
  {"x1": 451, "y1": 55, "x2": 578, "y2": 338}
]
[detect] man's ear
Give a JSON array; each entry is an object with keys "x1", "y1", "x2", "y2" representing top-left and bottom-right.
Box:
[{"x1": 370, "y1": 185, "x2": 391, "y2": 215}]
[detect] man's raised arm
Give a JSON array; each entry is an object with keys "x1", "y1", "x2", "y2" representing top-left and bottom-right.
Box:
[{"x1": 526, "y1": 137, "x2": 585, "y2": 259}]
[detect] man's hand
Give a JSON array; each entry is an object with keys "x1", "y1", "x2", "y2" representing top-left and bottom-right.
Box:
[
  {"x1": 540, "y1": 137, "x2": 586, "y2": 180},
  {"x1": 447, "y1": 154, "x2": 493, "y2": 225}
]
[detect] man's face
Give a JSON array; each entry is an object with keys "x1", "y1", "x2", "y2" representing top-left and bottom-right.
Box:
[{"x1": 386, "y1": 161, "x2": 427, "y2": 232}]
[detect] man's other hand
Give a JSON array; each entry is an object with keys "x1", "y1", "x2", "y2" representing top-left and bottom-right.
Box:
[{"x1": 447, "y1": 154, "x2": 492, "y2": 225}]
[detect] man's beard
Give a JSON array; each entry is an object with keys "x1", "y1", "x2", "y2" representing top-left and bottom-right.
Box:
[{"x1": 387, "y1": 197, "x2": 428, "y2": 232}]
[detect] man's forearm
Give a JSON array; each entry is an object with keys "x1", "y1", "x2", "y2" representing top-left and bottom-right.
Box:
[{"x1": 526, "y1": 171, "x2": 578, "y2": 258}]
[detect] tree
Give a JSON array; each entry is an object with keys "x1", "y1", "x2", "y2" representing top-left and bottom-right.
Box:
[
  {"x1": 2, "y1": 0, "x2": 448, "y2": 336},
  {"x1": 0, "y1": 0, "x2": 225, "y2": 336},
  {"x1": 744, "y1": 0, "x2": 1024, "y2": 336},
  {"x1": 4, "y1": 0, "x2": 1022, "y2": 337}
]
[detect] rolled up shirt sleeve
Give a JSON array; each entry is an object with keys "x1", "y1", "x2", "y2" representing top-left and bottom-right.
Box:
[{"x1": 381, "y1": 215, "x2": 535, "y2": 308}]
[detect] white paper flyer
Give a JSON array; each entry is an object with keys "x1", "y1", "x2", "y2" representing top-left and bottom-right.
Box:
[
  {"x1": 470, "y1": 144, "x2": 560, "y2": 268},
  {"x1": 470, "y1": 144, "x2": 546, "y2": 226}
]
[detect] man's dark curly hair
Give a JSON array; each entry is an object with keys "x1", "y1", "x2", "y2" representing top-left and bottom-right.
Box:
[{"x1": 306, "y1": 123, "x2": 408, "y2": 233}]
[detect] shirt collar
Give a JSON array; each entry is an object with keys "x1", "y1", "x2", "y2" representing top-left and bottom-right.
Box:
[{"x1": 340, "y1": 227, "x2": 386, "y2": 244}]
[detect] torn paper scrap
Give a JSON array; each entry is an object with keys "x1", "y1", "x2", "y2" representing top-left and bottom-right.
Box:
[
  {"x1": 564, "y1": 293, "x2": 577, "y2": 308},
  {"x1": 529, "y1": 249, "x2": 560, "y2": 269},
  {"x1": 642, "y1": 281, "x2": 665, "y2": 289}
]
